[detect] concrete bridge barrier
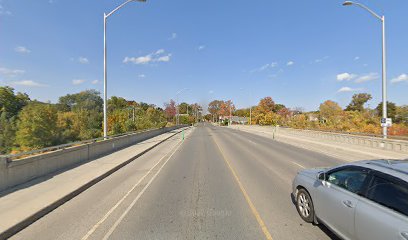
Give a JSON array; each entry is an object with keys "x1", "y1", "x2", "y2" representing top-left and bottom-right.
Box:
[{"x1": 0, "y1": 125, "x2": 186, "y2": 193}]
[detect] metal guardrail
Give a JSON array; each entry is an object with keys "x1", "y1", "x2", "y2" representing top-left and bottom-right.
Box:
[
  {"x1": 0, "y1": 126, "x2": 168, "y2": 162},
  {"x1": 277, "y1": 126, "x2": 408, "y2": 141}
]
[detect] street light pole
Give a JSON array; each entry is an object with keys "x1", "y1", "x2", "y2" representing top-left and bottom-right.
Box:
[
  {"x1": 342, "y1": 1, "x2": 388, "y2": 139},
  {"x1": 381, "y1": 16, "x2": 387, "y2": 139},
  {"x1": 104, "y1": 14, "x2": 108, "y2": 139},
  {"x1": 103, "y1": 0, "x2": 146, "y2": 139}
]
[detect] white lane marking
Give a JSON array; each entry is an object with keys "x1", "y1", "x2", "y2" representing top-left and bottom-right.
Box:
[
  {"x1": 81, "y1": 131, "x2": 188, "y2": 240},
  {"x1": 101, "y1": 138, "x2": 184, "y2": 240},
  {"x1": 291, "y1": 161, "x2": 305, "y2": 169}
]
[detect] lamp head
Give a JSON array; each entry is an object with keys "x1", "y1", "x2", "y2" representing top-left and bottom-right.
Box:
[{"x1": 342, "y1": 1, "x2": 354, "y2": 6}]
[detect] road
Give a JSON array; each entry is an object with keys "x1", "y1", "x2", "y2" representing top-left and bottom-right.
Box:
[{"x1": 12, "y1": 123, "x2": 344, "y2": 240}]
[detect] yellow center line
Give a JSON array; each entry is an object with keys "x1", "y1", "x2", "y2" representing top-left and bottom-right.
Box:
[{"x1": 211, "y1": 135, "x2": 274, "y2": 240}]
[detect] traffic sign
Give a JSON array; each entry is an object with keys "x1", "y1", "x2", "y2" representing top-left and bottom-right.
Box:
[{"x1": 381, "y1": 118, "x2": 392, "y2": 127}]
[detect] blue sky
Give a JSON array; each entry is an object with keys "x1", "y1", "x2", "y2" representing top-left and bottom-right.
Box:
[{"x1": 0, "y1": 0, "x2": 407, "y2": 111}]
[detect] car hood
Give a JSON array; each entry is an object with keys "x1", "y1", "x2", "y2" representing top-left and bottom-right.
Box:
[{"x1": 298, "y1": 167, "x2": 328, "y2": 178}]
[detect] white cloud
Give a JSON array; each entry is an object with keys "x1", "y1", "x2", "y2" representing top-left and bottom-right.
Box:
[
  {"x1": 155, "y1": 49, "x2": 165, "y2": 55},
  {"x1": 251, "y1": 62, "x2": 278, "y2": 73},
  {"x1": 72, "y1": 79, "x2": 85, "y2": 85},
  {"x1": 123, "y1": 49, "x2": 171, "y2": 65},
  {"x1": 209, "y1": 90, "x2": 214, "y2": 94},
  {"x1": 15, "y1": 46, "x2": 31, "y2": 54},
  {"x1": 337, "y1": 72, "x2": 357, "y2": 81},
  {"x1": 78, "y1": 57, "x2": 89, "y2": 64},
  {"x1": 0, "y1": 4, "x2": 12, "y2": 16},
  {"x1": 124, "y1": 55, "x2": 152, "y2": 64},
  {"x1": 314, "y1": 56, "x2": 329, "y2": 63},
  {"x1": 169, "y1": 33, "x2": 177, "y2": 40},
  {"x1": 91, "y1": 80, "x2": 99, "y2": 84},
  {"x1": 356, "y1": 73, "x2": 379, "y2": 83},
  {"x1": 198, "y1": 45, "x2": 206, "y2": 51},
  {"x1": 287, "y1": 61, "x2": 294, "y2": 66},
  {"x1": 0, "y1": 67, "x2": 25, "y2": 77},
  {"x1": 138, "y1": 74, "x2": 146, "y2": 78},
  {"x1": 11, "y1": 80, "x2": 47, "y2": 87},
  {"x1": 391, "y1": 74, "x2": 408, "y2": 83},
  {"x1": 337, "y1": 87, "x2": 361, "y2": 93},
  {"x1": 157, "y1": 54, "x2": 171, "y2": 62},
  {"x1": 354, "y1": 56, "x2": 360, "y2": 61}
]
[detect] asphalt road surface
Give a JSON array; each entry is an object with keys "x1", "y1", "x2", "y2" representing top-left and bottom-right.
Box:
[{"x1": 12, "y1": 123, "x2": 344, "y2": 240}]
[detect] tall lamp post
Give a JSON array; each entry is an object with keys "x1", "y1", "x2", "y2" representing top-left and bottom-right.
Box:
[
  {"x1": 103, "y1": 0, "x2": 146, "y2": 139},
  {"x1": 342, "y1": 1, "x2": 388, "y2": 139}
]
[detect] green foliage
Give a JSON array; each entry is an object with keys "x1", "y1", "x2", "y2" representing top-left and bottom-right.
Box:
[
  {"x1": 0, "y1": 112, "x2": 17, "y2": 154},
  {"x1": 0, "y1": 86, "x2": 30, "y2": 118},
  {"x1": 58, "y1": 90, "x2": 103, "y2": 112},
  {"x1": 15, "y1": 103, "x2": 62, "y2": 151},
  {"x1": 345, "y1": 93, "x2": 372, "y2": 112},
  {"x1": 376, "y1": 101, "x2": 397, "y2": 120},
  {"x1": 396, "y1": 105, "x2": 408, "y2": 125}
]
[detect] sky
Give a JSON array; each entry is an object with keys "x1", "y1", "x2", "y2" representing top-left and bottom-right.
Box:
[{"x1": 0, "y1": 0, "x2": 407, "y2": 111}]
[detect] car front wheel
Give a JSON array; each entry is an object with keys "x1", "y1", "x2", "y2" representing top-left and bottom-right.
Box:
[{"x1": 296, "y1": 188, "x2": 315, "y2": 223}]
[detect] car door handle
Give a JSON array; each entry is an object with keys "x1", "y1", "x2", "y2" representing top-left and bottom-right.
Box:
[
  {"x1": 401, "y1": 232, "x2": 408, "y2": 240},
  {"x1": 342, "y1": 200, "x2": 354, "y2": 208}
]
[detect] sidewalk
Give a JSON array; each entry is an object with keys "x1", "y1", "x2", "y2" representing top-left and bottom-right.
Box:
[
  {"x1": 0, "y1": 128, "x2": 188, "y2": 240},
  {"x1": 229, "y1": 125, "x2": 407, "y2": 162}
]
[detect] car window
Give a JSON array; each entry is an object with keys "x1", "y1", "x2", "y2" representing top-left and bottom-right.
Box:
[
  {"x1": 366, "y1": 175, "x2": 408, "y2": 217},
  {"x1": 326, "y1": 168, "x2": 368, "y2": 194}
]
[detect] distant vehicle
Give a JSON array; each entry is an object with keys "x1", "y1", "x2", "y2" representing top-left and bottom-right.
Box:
[{"x1": 292, "y1": 160, "x2": 408, "y2": 240}]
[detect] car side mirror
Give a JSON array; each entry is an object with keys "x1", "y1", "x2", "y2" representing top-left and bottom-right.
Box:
[{"x1": 318, "y1": 172, "x2": 326, "y2": 181}]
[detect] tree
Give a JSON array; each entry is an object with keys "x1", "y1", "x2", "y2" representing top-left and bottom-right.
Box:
[
  {"x1": 164, "y1": 100, "x2": 176, "y2": 121},
  {"x1": 15, "y1": 103, "x2": 62, "y2": 151},
  {"x1": 274, "y1": 104, "x2": 286, "y2": 113},
  {"x1": 345, "y1": 93, "x2": 372, "y2": 112},
  {"x1": 178, "y1": 102, "x2": 190, "y2": 114},
  {"x1": 58, "y1": 90, "x2": 103, "y2": 112},
  {"x1": 219, "y1": 100, "x2": 235, "y2": 117},
  {"x1": 0, "y1": 112, "x2": 17, "y2": 154},
  {"x1": 108, "y1": 96, "x2": 128, "y2": 111},
  {"x1": 235, "y1": 108, "x2": 250, "y2": 117},
  {"x1": 257, "y1": 97, "x2": 275, "y2": 114},
  {"x1": 376, "y1": 101, "x2": 397, "y2": 120},
  {"x1": 319, "y1": 100, "x2": 342, "y2": 119},
  {"x1": 208, "y1": 100, "x2": 223, "y2": 119},
  {"x1": 0, "y1": 86, "x2": 30, "y2": 118},
  {"x1": 396, "y1": 105, "x2": 408, "y2": 124}
]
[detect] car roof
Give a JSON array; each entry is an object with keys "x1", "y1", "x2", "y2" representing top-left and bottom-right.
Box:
[{"x1": 350, "y1": 160, "x2": 408, "y2": 182}]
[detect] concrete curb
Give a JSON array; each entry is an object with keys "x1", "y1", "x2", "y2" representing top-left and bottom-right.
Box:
[{"x1": 0, "y1": 127, "x2": 189, "y2": 240}]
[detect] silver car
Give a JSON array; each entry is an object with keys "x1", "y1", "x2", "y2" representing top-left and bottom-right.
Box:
[{"x1": 292, "y1": 160, "x2": 408, "y2": 240}]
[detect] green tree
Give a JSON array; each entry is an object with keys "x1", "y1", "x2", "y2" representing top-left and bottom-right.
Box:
[
  {"x1": 108, "y1": 96, "x2": 128, "y2": 111},
  {"x1": 15, "y1": 103, "x2": 62, "y2": 151},
  {"x1": 376, "y1": 101, "x2": 397, "y2": 120},
  {"x1": 396, "y1": 105, "x2": 408, "y2": 124},
  {"x1": 345, "y1": 93, "x2": 372, "y2": 112},
  {"x1": 58, "y1": 90, "x2": 103, "y2": 112},
  {"x1": 0, "y1": 112, "x2": 17, "y2": 154},
  {"x1": 0, "y1": 86, "x2": 30, "y2": 118}
]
